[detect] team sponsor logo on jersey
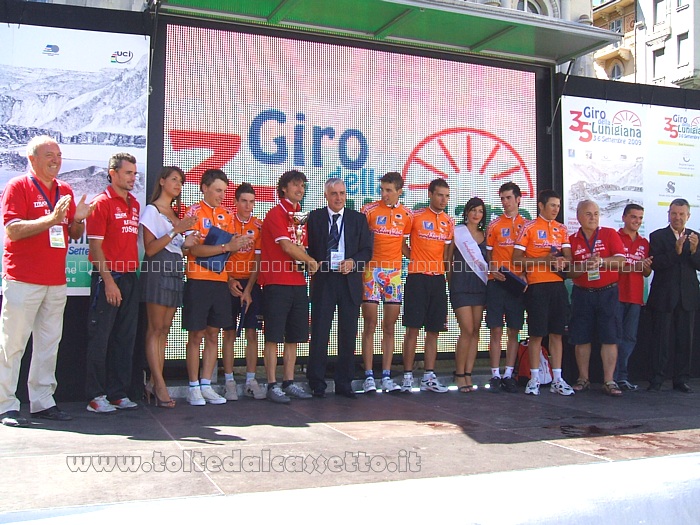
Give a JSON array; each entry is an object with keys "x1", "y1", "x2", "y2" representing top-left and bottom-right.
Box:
[
  {"x1": 537, "y1": 230, "x2": 546, "y2": 239},
  {"x1": 501, "y1": 228, "x2": 510, "y2": 237},
  {"x1": 203, "y1": 218, "x2": 212, "y2": 229},
  {"x1": 376, "y1": 216, "x2": 388, "y2": 225},
  {"x1": 423, "y1": 221, "x2": 434, "y2": 231}
]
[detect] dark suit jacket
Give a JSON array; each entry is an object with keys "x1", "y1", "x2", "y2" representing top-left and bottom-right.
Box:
[
  {"x1": 306, "y1": 207, "x2": 373, "y2": 306},
  {"x1": 648, "y1": 225, "x2": 700, "y2": 312}
]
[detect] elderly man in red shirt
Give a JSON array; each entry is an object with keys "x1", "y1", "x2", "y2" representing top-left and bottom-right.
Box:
[{"x1": 568, "y1": 200, "x2": 626, "y2": 397}]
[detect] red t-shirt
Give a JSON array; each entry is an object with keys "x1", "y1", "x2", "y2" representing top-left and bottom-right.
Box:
[
  {"x1": 1, "y1": 174, "x2": 76, "y2": 286},
  {"x1": 259, "y1": 199, "x2": 307, "y2": 286},
  {"x1": 569, "y1": 226, "x2": 625, "y2": 289},
  {"x1": 617, "y1": 229, "x2": 650, "y2": 305},
  {"x1": 87, "y1": 186, "x2": 140, "y2": 273}
]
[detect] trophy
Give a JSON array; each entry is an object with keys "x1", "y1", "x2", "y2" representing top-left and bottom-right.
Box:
[{"x1": 289, "y1": 211, "x2": 309, "y2": 271}]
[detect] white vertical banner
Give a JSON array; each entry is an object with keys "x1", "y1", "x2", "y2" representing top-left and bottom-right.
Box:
[{"x1": 0, "y1": 24, "x2": 150, "y2": 295}]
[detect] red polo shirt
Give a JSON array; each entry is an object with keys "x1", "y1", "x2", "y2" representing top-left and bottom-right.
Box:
[
  {"x1": 87, "y1": 186, "x2": 140, "y2": 273},
  {"x1": 1, "y1": 174, "x2": 76, "y2": 286},
  {"x1": 569, "y1": 226, "x2": 624, "y2": 289},
  {"x1": 259, "y1": 199, "x2": 307, "y2": 286},
  {"x1": 617, "y1": 228, "x2": 650, "y2": 305}
]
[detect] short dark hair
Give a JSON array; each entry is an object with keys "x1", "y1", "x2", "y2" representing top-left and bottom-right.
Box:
[
  {"x1": 380, "y1": 171, "x2": 404, "y2": 191},
  {"x1": 669, "y1": 198, "x2": 690, "y2": 210},
  {"x1": 108, "y1": 152, "x2": 137, "y2": 171},
  {"x1": 499, "y1": 181, "x2": 522, "y2": 198},
  {"x1": 623, "y1": 203, "x2": 644, "y2": 216},
  {"x1": 200, "y1": 169, "x2": 228, "y2": 191},
  {"x1": 463, "y1": 197, "x2": 486, "y2": 231},
  {"x1": 537, "y1": 189, "x2": 560, "y2": 207},
  {"x1": 277, "y1": 169, "x2": 307, "y2": 199},
  {"x1": 428, "y1": 178, "x2": 449, "y2": 193},
  {"x1": 235, "y1": 182, "x2": 255, "y2": 200}
]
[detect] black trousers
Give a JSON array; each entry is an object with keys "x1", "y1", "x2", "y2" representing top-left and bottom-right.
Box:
[
  {"x1": 650, "y1": 304, "x2": 695, "y2": 385},
  {"x1": 306, "y1": 272, "x2": 360, "y2": 393},
  {"x1": 85, "y1": 271, "x2": 140, "y2": 401}
]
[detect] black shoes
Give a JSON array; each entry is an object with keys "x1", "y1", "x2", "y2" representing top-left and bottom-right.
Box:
[
  {"x1": 32, "y1": 406, "x2": 73, "y2": 421},
  {"x1": 500, "y1": 376, "x2": 518, "y2": 393},
  {"x1": 311, "y1": 389, "x2": 326, "y2": 398},
  {"x1": 334, "y1": 389, "x2": 357, "y2": 399},
  {"x1": 673, "y1": 383, "x2": 694, "y2": 394},
  {"x1": 1, "y1": 410, "x2": 29, "y2": 427},
  {"x1": 647, "y1": 382, "x2": 662, "y2": 392}
]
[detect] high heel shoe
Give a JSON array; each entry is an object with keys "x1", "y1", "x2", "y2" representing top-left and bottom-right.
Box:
[
  {"x1": 144, "y1": 381, "x2": 154, "y2": 404},
  {"x1": 152, "y1": 385, "x2": 176, "y2": 409}
]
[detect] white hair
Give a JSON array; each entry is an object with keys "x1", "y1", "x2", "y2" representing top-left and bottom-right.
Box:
[
  {"x1": 576, "y1": 199, "x2": 599, "y2": 214},
  {"x1": 26, "y1": 135, "x2": 59, "y2": 158},
  {"x1": 324, "y1": 177, "x2": 345, "y2": 192}
]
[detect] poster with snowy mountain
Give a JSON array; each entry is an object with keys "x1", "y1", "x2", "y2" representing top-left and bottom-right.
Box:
[{"x1": 0, "y1": 24, "x2": 149, "y2": 294}]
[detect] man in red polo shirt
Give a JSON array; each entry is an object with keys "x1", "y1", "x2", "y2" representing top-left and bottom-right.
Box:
[
  {"x1": 85, "y1": 153, "x2": 141, "y2": 413},
  {"x1": 0, "y1": 136, "x2": 92, "y2": 427},
  {"x1": 568, "y1": 200, "x2": 626, "y2": 396},
  {"x1": 258, "y1": 170, "x2": 317, "y2": 403},
  {"x1": 615, "y1": 204, "x2": 652, "y2": 391}
]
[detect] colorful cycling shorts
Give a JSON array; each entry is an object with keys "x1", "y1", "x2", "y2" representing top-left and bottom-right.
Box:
[{"x1": 363, "y1": 267, "x2": 403, "y2": 304}]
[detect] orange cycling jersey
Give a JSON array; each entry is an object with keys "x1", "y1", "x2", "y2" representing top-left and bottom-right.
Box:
[
  {"x1": 228, "y1": 214, "x2": 262, "y2": 280},
  {"x1": 408, "y1": 207, "x2": 454, "y2": 275},
  {"x1": 513, "y1": 216, "x2": 570, "y2": 284},
  {"x1": 486, "y1": 213, "x2": 527, "y2": 279},
  {"x1": 185, "y1": 201, "x2": 234, "y2": 282},
  {"x1": 362, "y1": 200, "x2": 412, "y2": 269}
]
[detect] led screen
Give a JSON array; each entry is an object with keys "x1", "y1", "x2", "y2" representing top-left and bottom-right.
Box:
[{"x1": 163, "y1": 24, "x2": 538, "y2": 360}]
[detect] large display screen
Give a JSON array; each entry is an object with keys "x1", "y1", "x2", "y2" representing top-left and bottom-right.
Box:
[{"x1": 163, "y1": 24, "x2": 538, "y2": 360}]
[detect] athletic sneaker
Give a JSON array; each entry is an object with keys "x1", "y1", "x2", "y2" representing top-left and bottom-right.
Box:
[
  {"x1": 363, "y1": 376, "x2": 377, "y2": 393},
  {"x1": 617, "y1": 380, "x2": 638, "y2": 391},
  {"x1": 187, "y1": 387, "x2": 206, "y2": 406},
  {"x1": 381, "y1": 377, "x2": 402, "y2": 393},
  {"x1": 488, "y1": 376, "x2": 502, "y2": 393},
  {"x1": 245, "y1": 378, "x2": 267, "y2": 400},
  {"x1": 500, "y1": 376, "x2": 518, "y2": 393},
  {"x1": 87, "y1": 395, "x2": 117, "y2": 413},
  {"x1": 200, "y1": 385, "x2": 227, "y2": 405},
  {"x1": 524, "y1": 378, "x2": 540, "y2": 396},
  {"x1": 110, "y1": 397, "x2": 139, "y2": 410},
  {"x1": 284, "y1": 383, "x2": 312, "y2": 399},
  {"x1": 420, "y1": 375, "x2": 448, "y2": 393},
  {"x1": 224, "y1": 379, "x2": 239, "y2": 401},
  {"x1": 267, "y1": 385, "x2": 290, "y2": 404},
  {"x1": 550, "y1": 379, "x2": 575, "y2": 396},
  {"x1": 401, "y1": 376, "x2": 414, "y2": 393}
]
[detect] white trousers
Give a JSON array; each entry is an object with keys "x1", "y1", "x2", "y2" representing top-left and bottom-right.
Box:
[{"x1": 0, "y1": 280, "x2": 67, "y2": 413}]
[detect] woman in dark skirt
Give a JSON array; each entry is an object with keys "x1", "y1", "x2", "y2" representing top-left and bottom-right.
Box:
[
  {"x1": 140, "y1": 167, "x2": 197, "y2": 407},
  {"x1": 448, "y1": 197, "x2": 488, "y2": 392}
]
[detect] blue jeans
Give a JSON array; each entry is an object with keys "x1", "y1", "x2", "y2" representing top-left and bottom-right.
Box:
[{"x1": 614, "y1": 302, "x2": 641, "y2": 382}]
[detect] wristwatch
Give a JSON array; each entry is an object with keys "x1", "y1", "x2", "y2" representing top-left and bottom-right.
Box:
[{"x1": 167, "y1": 229, "x2": 176, "y2": 239}]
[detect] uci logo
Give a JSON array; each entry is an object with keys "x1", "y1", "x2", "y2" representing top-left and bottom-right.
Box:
[{"x1": 111, "y1": 50, "x2": 133, "y2": 64}]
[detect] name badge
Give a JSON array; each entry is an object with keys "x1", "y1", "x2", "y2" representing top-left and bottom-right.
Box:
[
  {"x1": 49, "y1": 225, "x2": 65, "y2": 248},
  {"x1": 587, "y1": 268, "x2": 600, "y2": 281},
  {"x1": 330, "y1": 249, "x2": 344, "y2": 271}
]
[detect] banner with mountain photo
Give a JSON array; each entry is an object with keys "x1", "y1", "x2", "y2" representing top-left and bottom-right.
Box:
[{"x1": 0, "y1": 24, "x2": 149, "y2": 295}]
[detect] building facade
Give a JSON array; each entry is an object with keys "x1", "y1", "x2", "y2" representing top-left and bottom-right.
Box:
[{"x1": 592, "y1": 0, "x2": 700, "y2": 89}]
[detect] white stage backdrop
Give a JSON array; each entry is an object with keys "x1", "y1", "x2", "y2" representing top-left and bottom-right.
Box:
[{"x1": 0, "y1": 24, "x2": 149, "y2": 295}]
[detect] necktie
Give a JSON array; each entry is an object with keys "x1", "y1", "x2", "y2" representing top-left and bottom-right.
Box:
[{"x1": 327, "y1": 213, "x2": 340, "y2": 260}]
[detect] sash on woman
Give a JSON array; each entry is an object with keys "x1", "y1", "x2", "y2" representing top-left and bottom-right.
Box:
[{"x1": 454, "y1": 224, "x2": 488, "y2": 284}]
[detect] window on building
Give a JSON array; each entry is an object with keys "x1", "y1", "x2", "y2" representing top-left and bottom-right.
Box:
[
  {"x1": 610, "y1": 62, "x2": 624, "y2": 80},
  {"x1": 654, "y1": 0, "x2": 667, "y2": 25},
  {"x1": 653, "y1": 47, "x2": 665, "y2": 78},
  {"x1": 678, "y1": 32, "x2": 689, "y2": 66},
  {"x1": 609, "y1": 19, "x2": 622, "y2": 33},
  {"x1": 517, "y1": 0, "x2": 542, "y2": 15},
  {"x1": 677, "y1": 0, "x2": 688, "y2": 8}
]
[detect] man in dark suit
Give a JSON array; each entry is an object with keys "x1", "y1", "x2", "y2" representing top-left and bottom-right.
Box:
[
  {"x1": 648, "y1": 198, "x2": 700, "y2": 393},
  {"x1": 306, "y1": 178, "x2": 373, "y2": 398}
]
